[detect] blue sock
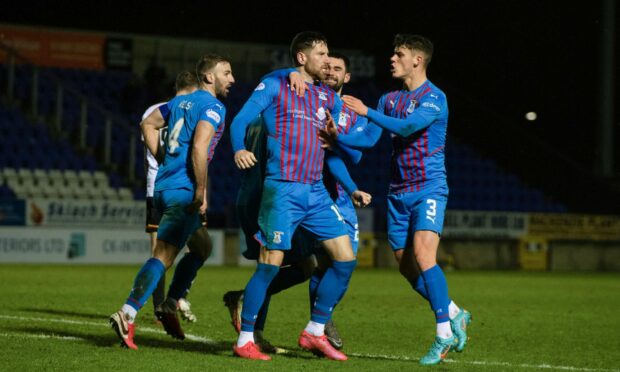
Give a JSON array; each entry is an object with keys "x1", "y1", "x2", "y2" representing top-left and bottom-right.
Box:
[
  {"x1": 311, "y1": 260, "x2": 356, "y2": 324},
  {"x1": 267, "y1": 265, "x2": 307, "y2": 296},
  {"x1": 308, "y1": 269, "x2": 324, "y2": 314},
  {"x1": 421, "y1": 265, "x2": 451, "y2": 323},
  {"x1": 408, "y1": 275, "x2": 429, "y2": 300},
  {"x1": 126, "y1": 258, "x2": 166, "y2": 311},
  {"x1": 255, "y1": 295, "x2": 271, "y2": 331},
  {"x1": 167, "y1": 252, "x2": 204, "y2": 301},
  {"x1": 252, "y1": 266, "x2": 305, "y2": 330},
  {"x1": 241, "y1": 263, "x2": 279, "y2": 332},
  {"x1": 407, "y1": 275, "x2": 452, "y2": 312}
]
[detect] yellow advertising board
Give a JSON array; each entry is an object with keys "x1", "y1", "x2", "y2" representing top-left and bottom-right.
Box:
[{"x1": 528, "y1": 214, "x2": 620, "y2": 240}]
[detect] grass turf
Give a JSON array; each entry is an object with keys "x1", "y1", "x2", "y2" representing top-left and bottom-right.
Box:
[{"x1": 0, "y1": 265, "x2": 619, "y2": 371}]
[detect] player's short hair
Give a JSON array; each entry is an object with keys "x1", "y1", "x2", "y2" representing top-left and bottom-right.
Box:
[
  {"x1": 393, "y1": 34, "x2": 434, "y2": 66},
  {"x1": 196, "y1": 54, "x2": 230, "y2": 81},
  {"x1": 328, "y1": 51, "x2": 350, "y2": 73},
  {"x1": 289, "y1": 31, "x2": 328, "y2": 66},
  {"x1": 175, "y1": 71, "x2": 199, "y2": 92}
]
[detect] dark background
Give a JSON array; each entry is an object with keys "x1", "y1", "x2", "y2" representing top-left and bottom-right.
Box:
[{"x1": 2, "y1": 0, "x2": 618, "y2": 212}]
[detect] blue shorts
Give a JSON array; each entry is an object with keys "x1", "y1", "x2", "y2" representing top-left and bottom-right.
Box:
[
  {"x1": 154, "y1": 188, "x2": 201, "y2": 250},
  {"x1": 255, "y1": 179, "x2": 347, "y2": 250},
  {"x1": 387, "y1": 182, "x2": 448, "y2": 250},
  {"x1": 335, "y1": 194, "x2": 359, "y2": 255},
  {"x1": 237, "y1": 199, "x2": 320, "y2": 264}
]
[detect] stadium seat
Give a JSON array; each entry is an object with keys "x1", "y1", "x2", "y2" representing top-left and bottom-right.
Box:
[
  {"x1": 63, "y1": 170, "x2": 80, "y2": 188},
  {"x1": 93, "y1": 171, "x2": 109, "y2": 188},
  {"x1": 101, "y1": 187, "x2": 118, "y2": 200},
  {"x1": 117, "y1": 187, "x2": 134, "y2": 201},
  {"x1": 2, "y1": 168, "x2": 18, "y2": 182}
]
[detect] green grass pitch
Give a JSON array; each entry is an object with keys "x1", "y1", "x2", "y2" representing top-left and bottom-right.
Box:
[{"x1": 1, "y1": 265, "x2": 619, "y2": 371}]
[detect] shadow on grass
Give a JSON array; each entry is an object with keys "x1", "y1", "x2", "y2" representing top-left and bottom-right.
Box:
[
  {"x1": 6, "y1": 321, "x2": 337, "y2": 361},
  {"x1": 4, "y1": 324, "x2": 233, "y2": 354},
  {"x1": 18, "y1": 307, "x2": 107, "y2": 320}
]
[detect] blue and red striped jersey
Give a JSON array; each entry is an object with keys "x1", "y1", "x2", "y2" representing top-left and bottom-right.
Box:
[
  {"x1": 232, "y1": 76, "x2": 358, "y2": 183},
  {"x1": 377, "y1": 80, "x2": 448, "y2": 193}
]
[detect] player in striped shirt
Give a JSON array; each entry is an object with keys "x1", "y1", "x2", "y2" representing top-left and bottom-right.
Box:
[
  {"x1": 341, "y1": 34, "x2": 471, "y2": 366},
  {"x1": 223, "y1": 53, "x2": 370, "y2": 353},
  {"x1": 229, "y1": 31, "x2": 359, "y2": 361},
  {"x1": 109, "y1": 54, "x2": 235, "y2": 350}
]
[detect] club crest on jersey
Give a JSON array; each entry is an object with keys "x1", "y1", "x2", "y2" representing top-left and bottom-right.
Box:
[
  {"x1": 206, "y1": 109, "x2": 221, "y2": 123},
  {"x1": 318, "y1": 91, "x2": 328, "y2": 101},
  {"x1": 316, "y1": 107, "x2": 326, "y2": 121},
  {"x1": 406, "y1": 99, "x2": 417, "y2": 114},
  {"x1": 254, "y1": 82, "x2": 266, "y2": 91},
  {"x1": 273, "y1": 231, "x2": 284, "y2": 244},
  {"x1": 337, "y1": 112, "x2": 349, "y2": 127}
]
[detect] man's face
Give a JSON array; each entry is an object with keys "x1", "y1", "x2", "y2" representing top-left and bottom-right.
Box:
[
  {"x1": 212, "y1": 61, "x2": 235, "y2": 98},
  {"x1": 303, "y1": 41, "x2": 330, "y2": 81},
  {"x1": 390, "y1": 46, "x2": 418, "y2": 79},
  {"x1": 323, "y1": 57, "x2": 350, "y2": 92}
]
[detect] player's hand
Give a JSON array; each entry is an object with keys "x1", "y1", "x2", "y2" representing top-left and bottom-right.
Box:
[
  {"x1": 351, "y1": 190, "x2": 372, "y2": 208},
  {"x1": 342, "y1": 95, "x2": 369, "y2": 116},
  {"x1": 234, "y1": 149, "x2": 257, "y2": 169},
  {"x1": 288, "y1": 71, "x2": 306, "y2": 97},
  {"x1": 199, "y1": 212, "x2": 208, "y2": 227},
  {"x1": 319, "y1": 110, "x2": 339, "y2": 149},
  {"x1": 186, "y1": 196, "x2": 203, "y2": 214},
  {"x1": 199, "y1": 197, "x2": 208, "y2": 215}
]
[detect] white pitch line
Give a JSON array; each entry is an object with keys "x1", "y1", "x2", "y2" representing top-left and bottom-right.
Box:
[
  {"x1": 0, "y1": 332, "x2": 83, "y2": 341},
  {"x1": 349, "y1": 352, "x2": 619, "y2": 372},
  {"x1": 1, "y1": 314, "x2": 618, "y2": 372}
]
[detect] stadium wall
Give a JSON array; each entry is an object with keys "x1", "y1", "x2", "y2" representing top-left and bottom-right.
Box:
[
  {"x1": 1, "y1": 201, "x2": 619, "y2": 271},
  {"x1": 0, "y1": 23, "x2": 376, "y2": 82}
]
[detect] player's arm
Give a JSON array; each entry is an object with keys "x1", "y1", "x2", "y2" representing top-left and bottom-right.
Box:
[
  {"x1": 261, "y1": 68, "x2": 305, "y2": 96},
  {"x1": 334, "y1": 116, "x2": 383, "y2": 149},
  {"x1": 342, "y1": 94, "x2": 444, "y2": 137},
  {"x1": 202, "y1": 163, "x2": 209, "y2": 216},
  {"x1": 141, "y1": 105, "x2": 168, "y2": 160},
  {"x1": 325, "y1": 153, "x2": 371, "y2": 207},
  {"x1": 321, "y1": 110, "x2": 362, "y2": 164},
  {"x1": 189, "y1": 120, "x2": 215, "y2": 213},
  {"x1": 231, "y1": 78, "x2": 278, "y2": 169}
]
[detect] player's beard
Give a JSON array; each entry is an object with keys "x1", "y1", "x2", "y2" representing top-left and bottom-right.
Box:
[
  {"x1": 306, "y1": 62, "x2": 327, "y2": 82},
  {"x1": 215, "y1": 80, "x2": 229, "y2": 98},
  {"x1": 324, "y1": 76, "x2": 343, "y2": 92}
]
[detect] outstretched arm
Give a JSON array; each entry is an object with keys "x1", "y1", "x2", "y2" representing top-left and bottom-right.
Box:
[
  {"x1": 334, "y1": 117, "x2": 383, "y2": 149},
  {"x1": 342, "y1": 95, "x2": 442, "y2": 137},
  {"x1": 261, "y1": 67, "x2": 306, "y2": 96}
]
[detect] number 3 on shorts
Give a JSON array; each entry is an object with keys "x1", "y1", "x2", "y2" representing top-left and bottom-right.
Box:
[{"x1": 426, "y1": 199, "x2": 437, "y2": 224}]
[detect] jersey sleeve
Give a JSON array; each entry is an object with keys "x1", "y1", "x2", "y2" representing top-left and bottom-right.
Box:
[
  {"x1": 199, "y1": 102, "x2": 226, "y2": 130},
  {"x1": 159, "y1": 100, "x2": 173, "y2": 121},
  {"x1": 325, "y1": 153, "x2": 358, "y2": 196},
  {"x1": 335, "y1": 116, "x2": 382, "y2": 149},
  {"x1": 230, "y1": 77, "x2": 280, "y2": 152},
  {"x1": 366, "y1": 91, "x2": 447, "y2": 137}
]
